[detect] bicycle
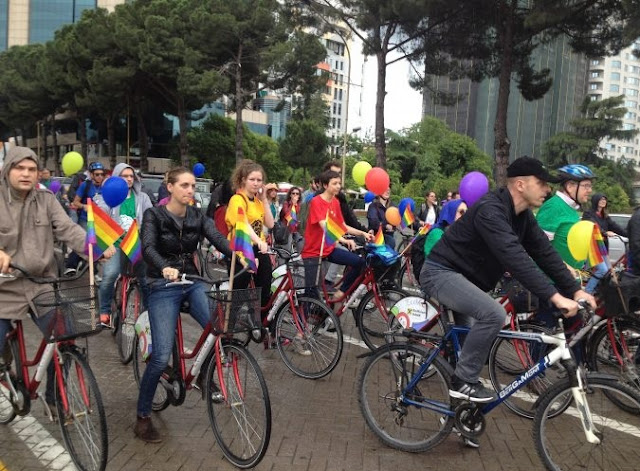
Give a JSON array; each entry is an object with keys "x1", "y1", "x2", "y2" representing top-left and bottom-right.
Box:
[
  {"x1": 358, "y1": 302, "x2": 640, "y2": 470},
  {"x1": 110, "y1": 258, "x2": 142, "y2": 364},
  {"x1": 263, "y1": 247, "x2": 343, "y2": 380},
  {"x1": 395, "y1": 233, "x2": 421, "y2": 295},
  {"x1": 0, "y1": 264, "x2": 108, "y2": 471},
  {"x1": 132, "y1": 271, "x2": 271, "y2": 469}
]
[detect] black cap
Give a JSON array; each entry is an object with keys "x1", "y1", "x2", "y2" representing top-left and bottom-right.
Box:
[{"x1": 506, "y1": 157, "x2": 560, "y2": 183}]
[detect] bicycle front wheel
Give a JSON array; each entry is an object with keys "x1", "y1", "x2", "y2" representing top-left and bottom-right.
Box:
[
  {"x1": 275, "y1": 296, "x2": 343, "y2": 379},
  {"x1": 205, "y1": 341, "x2": 271, "y2": 469},
  {"x1": 534, "y1": 374, "x2": 640, "y2": 471},
  {"x1": 55, "y1": 348, "x2": 108, "y2": 471},
  {"x1": 0, "y1": 337, "x2": 22, "y2": 424},
  {"x1": 355, "y1": 288, "x2": 407, "y2": 351},
  {"x1": 116, "y1": 283, "x2": 140, "y2": 364},
  {"x1": 359, "y1": 342, "x2": 454, "y2": 452}
]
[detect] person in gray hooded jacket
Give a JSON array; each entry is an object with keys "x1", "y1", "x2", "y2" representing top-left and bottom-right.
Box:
[{"x1": 95, "y1": 163, "x2": 153, "y2": 325}]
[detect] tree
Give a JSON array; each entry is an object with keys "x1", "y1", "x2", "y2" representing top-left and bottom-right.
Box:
[
  {"x1": 543, "y1": 95, "x2": 637, "y2": 166},
  {"x1": 279, "y1": 119, "x2": 329, "y2": 178},
  {"x1": 414, "y1": 0, "x2": 631, "y2": 186}
]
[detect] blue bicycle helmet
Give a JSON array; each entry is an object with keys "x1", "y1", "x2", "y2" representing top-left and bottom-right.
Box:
[
  {"x1": 556, "y1": 164, "x2": 595, "y2": 182},
  {"x1": 88, "y1": 162, "x2": 104, "y2": 172}
]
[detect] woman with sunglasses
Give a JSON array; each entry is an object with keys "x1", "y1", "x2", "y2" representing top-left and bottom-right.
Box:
[
  {"x1": 423, "y1": 199, "x2": 467, "y2": 257},
  {"x1": 280, "y1": 186, "x2": 304, "y2": 252}
]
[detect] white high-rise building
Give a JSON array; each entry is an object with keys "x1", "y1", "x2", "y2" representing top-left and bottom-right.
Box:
[{"x1": 588, "y1": 43, "x2": 640, "y2": 168}]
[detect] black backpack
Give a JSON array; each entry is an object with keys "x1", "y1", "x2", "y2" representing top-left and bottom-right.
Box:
[{"x1": 410, "y1": 234, "x2": 428, "y2": 282}]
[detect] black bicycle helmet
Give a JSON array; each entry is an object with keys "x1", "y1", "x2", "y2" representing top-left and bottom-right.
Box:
[
  {"x1": 556, "y1": 164, "x2": 595, "y2": 182},
  {"x1": 88, "y1": 162, "x2": 104, "y2": 172}
]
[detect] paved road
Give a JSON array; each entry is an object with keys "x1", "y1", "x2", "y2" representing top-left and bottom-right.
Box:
[{"x1": 2, "y1": 308, "x2": 639, "y2": 471}]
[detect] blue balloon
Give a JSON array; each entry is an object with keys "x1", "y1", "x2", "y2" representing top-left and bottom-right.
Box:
[
  {"x1": 102, "y1": 176, "x2": 129, "y2": 208},
  {"x1": 193, "y1": 163, "x2": 205, "y2": 177},
  {"x1": 364, "y1": 191, "x2": 375, "y2": 204},
  {"x1": 398, "y1": 197, "x2": 416, "y2": 215}
]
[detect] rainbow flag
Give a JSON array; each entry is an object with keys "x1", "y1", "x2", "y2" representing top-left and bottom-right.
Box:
[
  {"x1": 121, "y1": 219, "x2": 142, "y2": 265},
  {"x1": 588, "y1": 224, "x2": 609, "y2": 268},
  {"x1": 86, "y1": 198, "x2": 124, "y2": 258},
  {"x1": 374, "y1": 225, "x2": 385, "y2": 246},
  {"x1": 231, "y1": 207, "x2": 257, "y2": 271},
  {"x1": 400, "y1": 206, "x2": 415, "y2": 229},
  {"x1": 286, "y1": 205, "x2": 298, "y2": 226},
  {"x1": 324, "y1": 209, "x2": 347, "y2": 247}
]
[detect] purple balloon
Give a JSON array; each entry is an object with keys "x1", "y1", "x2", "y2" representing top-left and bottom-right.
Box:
[
  {"x1": 48, "y1": 180, "x2": 61, "y2": 194},
  {"x1": 459, "y1": 171, "x2": 489, "y2": 206},
  {"x1": 102, "y1": 176, "x2": 129, "y2": 208}
]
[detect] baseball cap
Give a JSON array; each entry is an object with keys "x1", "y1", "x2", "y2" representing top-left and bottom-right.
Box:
[{"x1": 506, "y1": 157, "x2": 561, "y2": 183}]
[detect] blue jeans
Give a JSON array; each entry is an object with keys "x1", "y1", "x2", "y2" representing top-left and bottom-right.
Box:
[
  {"x1": 585, "y1": 262, "x2": 608, "y2": 294},
  {"x1": 99, "y1": 249, "x2": 149, "y2": 314},
  {"x1": 304, "y1": 248, "x2": 365, "y2": 296},
  {"x1": 136, "y1": 280, "x2": 210, "y2": 417}
]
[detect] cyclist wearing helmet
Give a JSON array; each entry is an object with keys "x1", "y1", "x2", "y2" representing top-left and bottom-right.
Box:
[{"x1": 536, "y1": 164, "x2": 595, "y2": 272}]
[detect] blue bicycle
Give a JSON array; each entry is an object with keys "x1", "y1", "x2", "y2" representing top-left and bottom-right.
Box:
[{"x1": 358, "y1": 303, "x2": 640, "y2": 470}]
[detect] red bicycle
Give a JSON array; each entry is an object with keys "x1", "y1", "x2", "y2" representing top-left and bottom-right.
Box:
[{"x1": 111, "y1": 259, "x2": 142, "y2": 364}]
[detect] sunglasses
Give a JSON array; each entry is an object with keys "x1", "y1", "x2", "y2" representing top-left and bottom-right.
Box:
[
  {"x1": 291, "y1": 192, "x2": 300, "y2": 195},
  {"x1": 93, "y1": 173, "x2": 105, "y2": 177}
]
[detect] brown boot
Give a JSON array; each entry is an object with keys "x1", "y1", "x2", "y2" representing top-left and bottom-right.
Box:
[{"x1": 134, "y1": 416, "x2": 162, "y2": 443}]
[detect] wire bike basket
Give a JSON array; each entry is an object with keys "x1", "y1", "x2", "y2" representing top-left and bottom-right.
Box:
[
  {"x1": 208, "y1": 287, "x2": 262, "y2": 335},
  {"x1": 32, "y1": 285, "x2": 101, "y2": 342}
]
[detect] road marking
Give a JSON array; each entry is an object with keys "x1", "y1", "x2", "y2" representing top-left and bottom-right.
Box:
[{"x1": 8, "y1": 413, "x2": 77, "y2": 471}]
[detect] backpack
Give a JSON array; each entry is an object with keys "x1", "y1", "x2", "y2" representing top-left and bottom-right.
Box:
[
  {"x1": 410, "y1": 234, "x2": 428, "y2": 282},
  {"x1": 272, "y1": 220, "x2": 290, "y2": 245},
  {"x1": 214, "y1": 205, "x2": 229, "y2": 237}
]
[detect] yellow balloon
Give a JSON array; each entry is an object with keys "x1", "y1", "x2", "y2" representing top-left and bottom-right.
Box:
[
  {"x1": 352, "y1": 161, "x2": 372, "y2": 186},
  {"x1": 567, "y1": 220, "x2": 595, "y2": 261},
  {"x1": 385, "y1": 206, "x2": 402, "y2": 226},
  {"x1": 61, "y1": 151, "x2": 84, "y2": 176}
]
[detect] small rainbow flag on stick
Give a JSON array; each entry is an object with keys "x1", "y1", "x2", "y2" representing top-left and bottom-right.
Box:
[
  {"x1": 324, "y1": 210, "x2": 347, "y2": 247},
  {"x1": 588, "y1": 224, "x2": 609, "y2": 269},
  {"x1": 231, "y1": 207, "x2": 257, "y2": 272},
  {"x1": 285, "y1": 205, "x2": 298, "y2": 226},
  {"x1": 374, "y1": 225, "x2": 385, "y2": 246},
  {"x1": 121, "y1": 219, "x2": 142, "y2": 265},
  {"x1": 86, "y1": 198, "x2": 124, "y2": 258},
  {"x1": 400, "y1": 206, "x2": 415, "y2": 229}
]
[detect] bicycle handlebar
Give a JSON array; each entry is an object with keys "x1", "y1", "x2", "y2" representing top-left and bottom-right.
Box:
[
  {"x1": 165, "y1": 265, "x2": 250, "y2": 287},
  {"x1": 3, "y1": 263, "x2": 89, "y2": 284}
]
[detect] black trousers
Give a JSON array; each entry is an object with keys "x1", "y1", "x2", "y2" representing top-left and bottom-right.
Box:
[{"x1": 230, "y1": 247, "x2": 273, "y2": 321}]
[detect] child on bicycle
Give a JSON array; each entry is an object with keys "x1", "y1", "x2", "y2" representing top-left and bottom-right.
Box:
[
  {"x1": 137, "y1": 167, "x2": 232, "y2": 443},
  {"x1": 301, "y1": 170, "x2": 373, "y2": 301}
]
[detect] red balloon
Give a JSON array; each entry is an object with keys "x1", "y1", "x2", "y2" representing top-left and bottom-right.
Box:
[{"x1": 365, "y1": 167, "x2": 390, "y2": 196}]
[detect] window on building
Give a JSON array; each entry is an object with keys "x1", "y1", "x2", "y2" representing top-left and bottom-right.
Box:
[
  {"x1": 337, "y1": 104, "x2": 342, "y2": 115},
  {"x1": 611, "y1": 60, "x2": 622, "y2": 69},
  {"x1": 611, "y1": 84, "x2": 620, "y2": 92},
  {"x1": 589, "y1": 94, "x2": 601, "y2": 101},
  {"x1": 625, "y1": 88, "x2": 639, "y2": 96},
  {"x1": 29, "y1": 0, "x2": 97, "y2": 44},
  {"x1": 333, "y1": 88, "x2": 338, "y2": 99},
  {"x1": 628, "y1": 77, "x2": 640, "y2": 85},
  {"x1": 591, "y1": 59, "x2": 601, "y2": 66},
  {"x1": 589, "y1": 83, "x2": 600, "y2": 90},
  {"x1": 626, "y1": 112, "x2": 637, "y2": 120},
  {"x1": 604, "y1": 143, "x2": 614, "y2": 150},
  {"x1": 625, "y1": 100, "x2": 637, "y2": 108},
  {"x1": 611, "y1": 72, "x2": 621, "y2": 81},
  {"x1": 623, "y1": 123, "x2": 636, "y2": 131},
  {"x1": 590, "y1": 71, "x2": 601, "y2": 78},
  {"x1": 332, "y1": 117, "x2": 336, "y2": 128},
  {"x1": 0, "y1": 0, "x2": 7, "y2": 52},
  {"x1": 337, "y1": 118, "x2": 341, "y2": 129},
  {"x1": 332, "y1": 103, "x2": 337, "y2": 114}
]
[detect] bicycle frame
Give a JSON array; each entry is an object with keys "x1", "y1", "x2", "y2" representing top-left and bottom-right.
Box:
[
  {"x1": 322, "y1": 266, "x2": 381, "y2": 317},
  {"x1": 397, "y1": 323, "x2": 601, "y2": 444}
]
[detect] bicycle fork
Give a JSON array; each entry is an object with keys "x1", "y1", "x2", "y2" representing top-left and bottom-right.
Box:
[{"x1": 571, "y1": 368, "x2": 601, "y2": 445}]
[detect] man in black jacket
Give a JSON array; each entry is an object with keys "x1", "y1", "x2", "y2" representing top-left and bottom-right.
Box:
[
  {"x1": 629, "y1": 206, "x2": 640, "y2": 276},
  {"x1": 420, "y1": 157, "x2": 595, "y2": 403}
]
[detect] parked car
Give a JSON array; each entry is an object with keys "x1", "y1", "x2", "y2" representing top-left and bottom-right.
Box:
[{"x1": 608, "y1": 213, "x2": 631, "y2": 263}]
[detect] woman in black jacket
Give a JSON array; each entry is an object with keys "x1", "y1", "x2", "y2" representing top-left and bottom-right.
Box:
[
  {"x1": 582, "y1": 193, "x2": 628, "y2": 293},
  {"x1": 135, "y1": 167, "x2": 232, "y2": 443}
]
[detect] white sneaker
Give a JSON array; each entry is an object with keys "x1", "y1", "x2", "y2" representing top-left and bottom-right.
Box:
[
  {"x1": 64, "y1": 268, "x2": 76, "y2": 276},
  {"x1": 292, "y1": 337, "x2": 312, "y2": 356}
]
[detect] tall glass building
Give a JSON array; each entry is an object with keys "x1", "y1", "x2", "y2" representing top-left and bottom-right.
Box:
[
  {"x1": 0, "y1": 0, "x2": 123, "y2": 51},
  {"x1": 422, "y1": 35, "x2": 589, "y2": 162}
]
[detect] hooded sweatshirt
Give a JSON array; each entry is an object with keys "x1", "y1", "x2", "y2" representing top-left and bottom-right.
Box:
[
  {"x1": 95, "y1": 163, "x2": 153, "y2": 232},
  {"x1": 582, "y1": 193, "x2": 628, "y2": 249},
  {"x1": 0, "y1": 147, "x2": 86, "y2": 320}
]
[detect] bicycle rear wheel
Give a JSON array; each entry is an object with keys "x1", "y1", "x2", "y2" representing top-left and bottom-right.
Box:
[
  {"x1": 275, "y1": 296, "x2": 343, "y2": 379},
  {"x1": 534, "y1": 374, "x2": 640, "y2": 471},
  {"x1": 587, "y1": 317, "x2": 640, "y2": 413},
  {"x1": 355, "y1": 288, "x2": 407, "y2": 351},
  {"x1": 116, "y1": 283, "x2": 140, "y2": 364},
  {"x1": 396, "y1": 260, "x2": 421, "y2": 295},
  {"x1": 488, "y1": 322, "x2": 569, "y2": 419},
  {"x1": 132, "y1": 336, "x2": 172, "y2": 412},
  {"x1": 55, "y1": 348, "x2": 108, "y2": 471},
  {"x1": 205, "y1": 341, "x2": 271, "y2": 469},
  {"x1": 110, "y1": 277, "x2": 123, "y2": 337},
  {"x1": 359, "y1": 342, "x2": 454, "y2": 452}
]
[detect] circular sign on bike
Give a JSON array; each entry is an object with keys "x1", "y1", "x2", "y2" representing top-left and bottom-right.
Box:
[{"x1": 389, "y1": 297, "x2": 438, "y2": 331}]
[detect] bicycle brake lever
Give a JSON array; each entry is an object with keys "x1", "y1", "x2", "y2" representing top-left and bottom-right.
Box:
[{"x1": 165, "y1": 273, "x2": 194, "y2": 287}]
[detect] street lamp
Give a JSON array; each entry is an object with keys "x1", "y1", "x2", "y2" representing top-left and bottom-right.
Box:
[{"x1": 342, "y1": 126, "x2": 361, "y2": 178}]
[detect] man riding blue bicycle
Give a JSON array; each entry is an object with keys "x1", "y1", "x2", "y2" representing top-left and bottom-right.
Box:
[{"x1": 420, "y1": 156, "x2": 596, "y2": 403}]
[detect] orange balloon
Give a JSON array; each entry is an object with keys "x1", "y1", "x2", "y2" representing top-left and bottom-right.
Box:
[{"x1": 385, "y1": 207, "x2": 401, "y2": 226}]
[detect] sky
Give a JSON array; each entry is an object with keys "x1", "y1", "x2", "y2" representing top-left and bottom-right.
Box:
[{"x1": 348, "y1": 40, "x2": 424, "y2": 139}]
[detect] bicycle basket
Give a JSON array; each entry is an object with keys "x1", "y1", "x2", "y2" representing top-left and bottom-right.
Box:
[
  {"x1": 289, "y1": 259, "x2": 325, "y2": 290},
  {"x1": 32, "y1": 285, "x2": 101, "y2": 342},
  {"x1": 208, "y1": 288, "x2": 262, "y2": 334},
  {"x1": 601, "y1": 272, "x2": 640, "y2": 316}
]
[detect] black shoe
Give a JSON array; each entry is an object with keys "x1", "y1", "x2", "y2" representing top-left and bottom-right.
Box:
[
  {"x1": 449, "y1": 376, "x2": 496, "y2": 403},
  {"x1": 134, "y1": 416, "x2": 162, "y2": 443}
]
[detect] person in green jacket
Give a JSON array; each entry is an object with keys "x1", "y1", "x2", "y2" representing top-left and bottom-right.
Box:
[{"x1": 424, "y1": 199, "x2": 468, "y2": 257}]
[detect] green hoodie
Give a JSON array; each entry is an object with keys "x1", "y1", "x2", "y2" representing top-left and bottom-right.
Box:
[{"x1": 536, "y1": 194, "x2": 581, "y2": 268}]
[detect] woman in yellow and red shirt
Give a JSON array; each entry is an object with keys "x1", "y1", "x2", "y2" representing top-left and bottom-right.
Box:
[{"x1": 225, "y1": 160, "x2": 274, "y2": 314}]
